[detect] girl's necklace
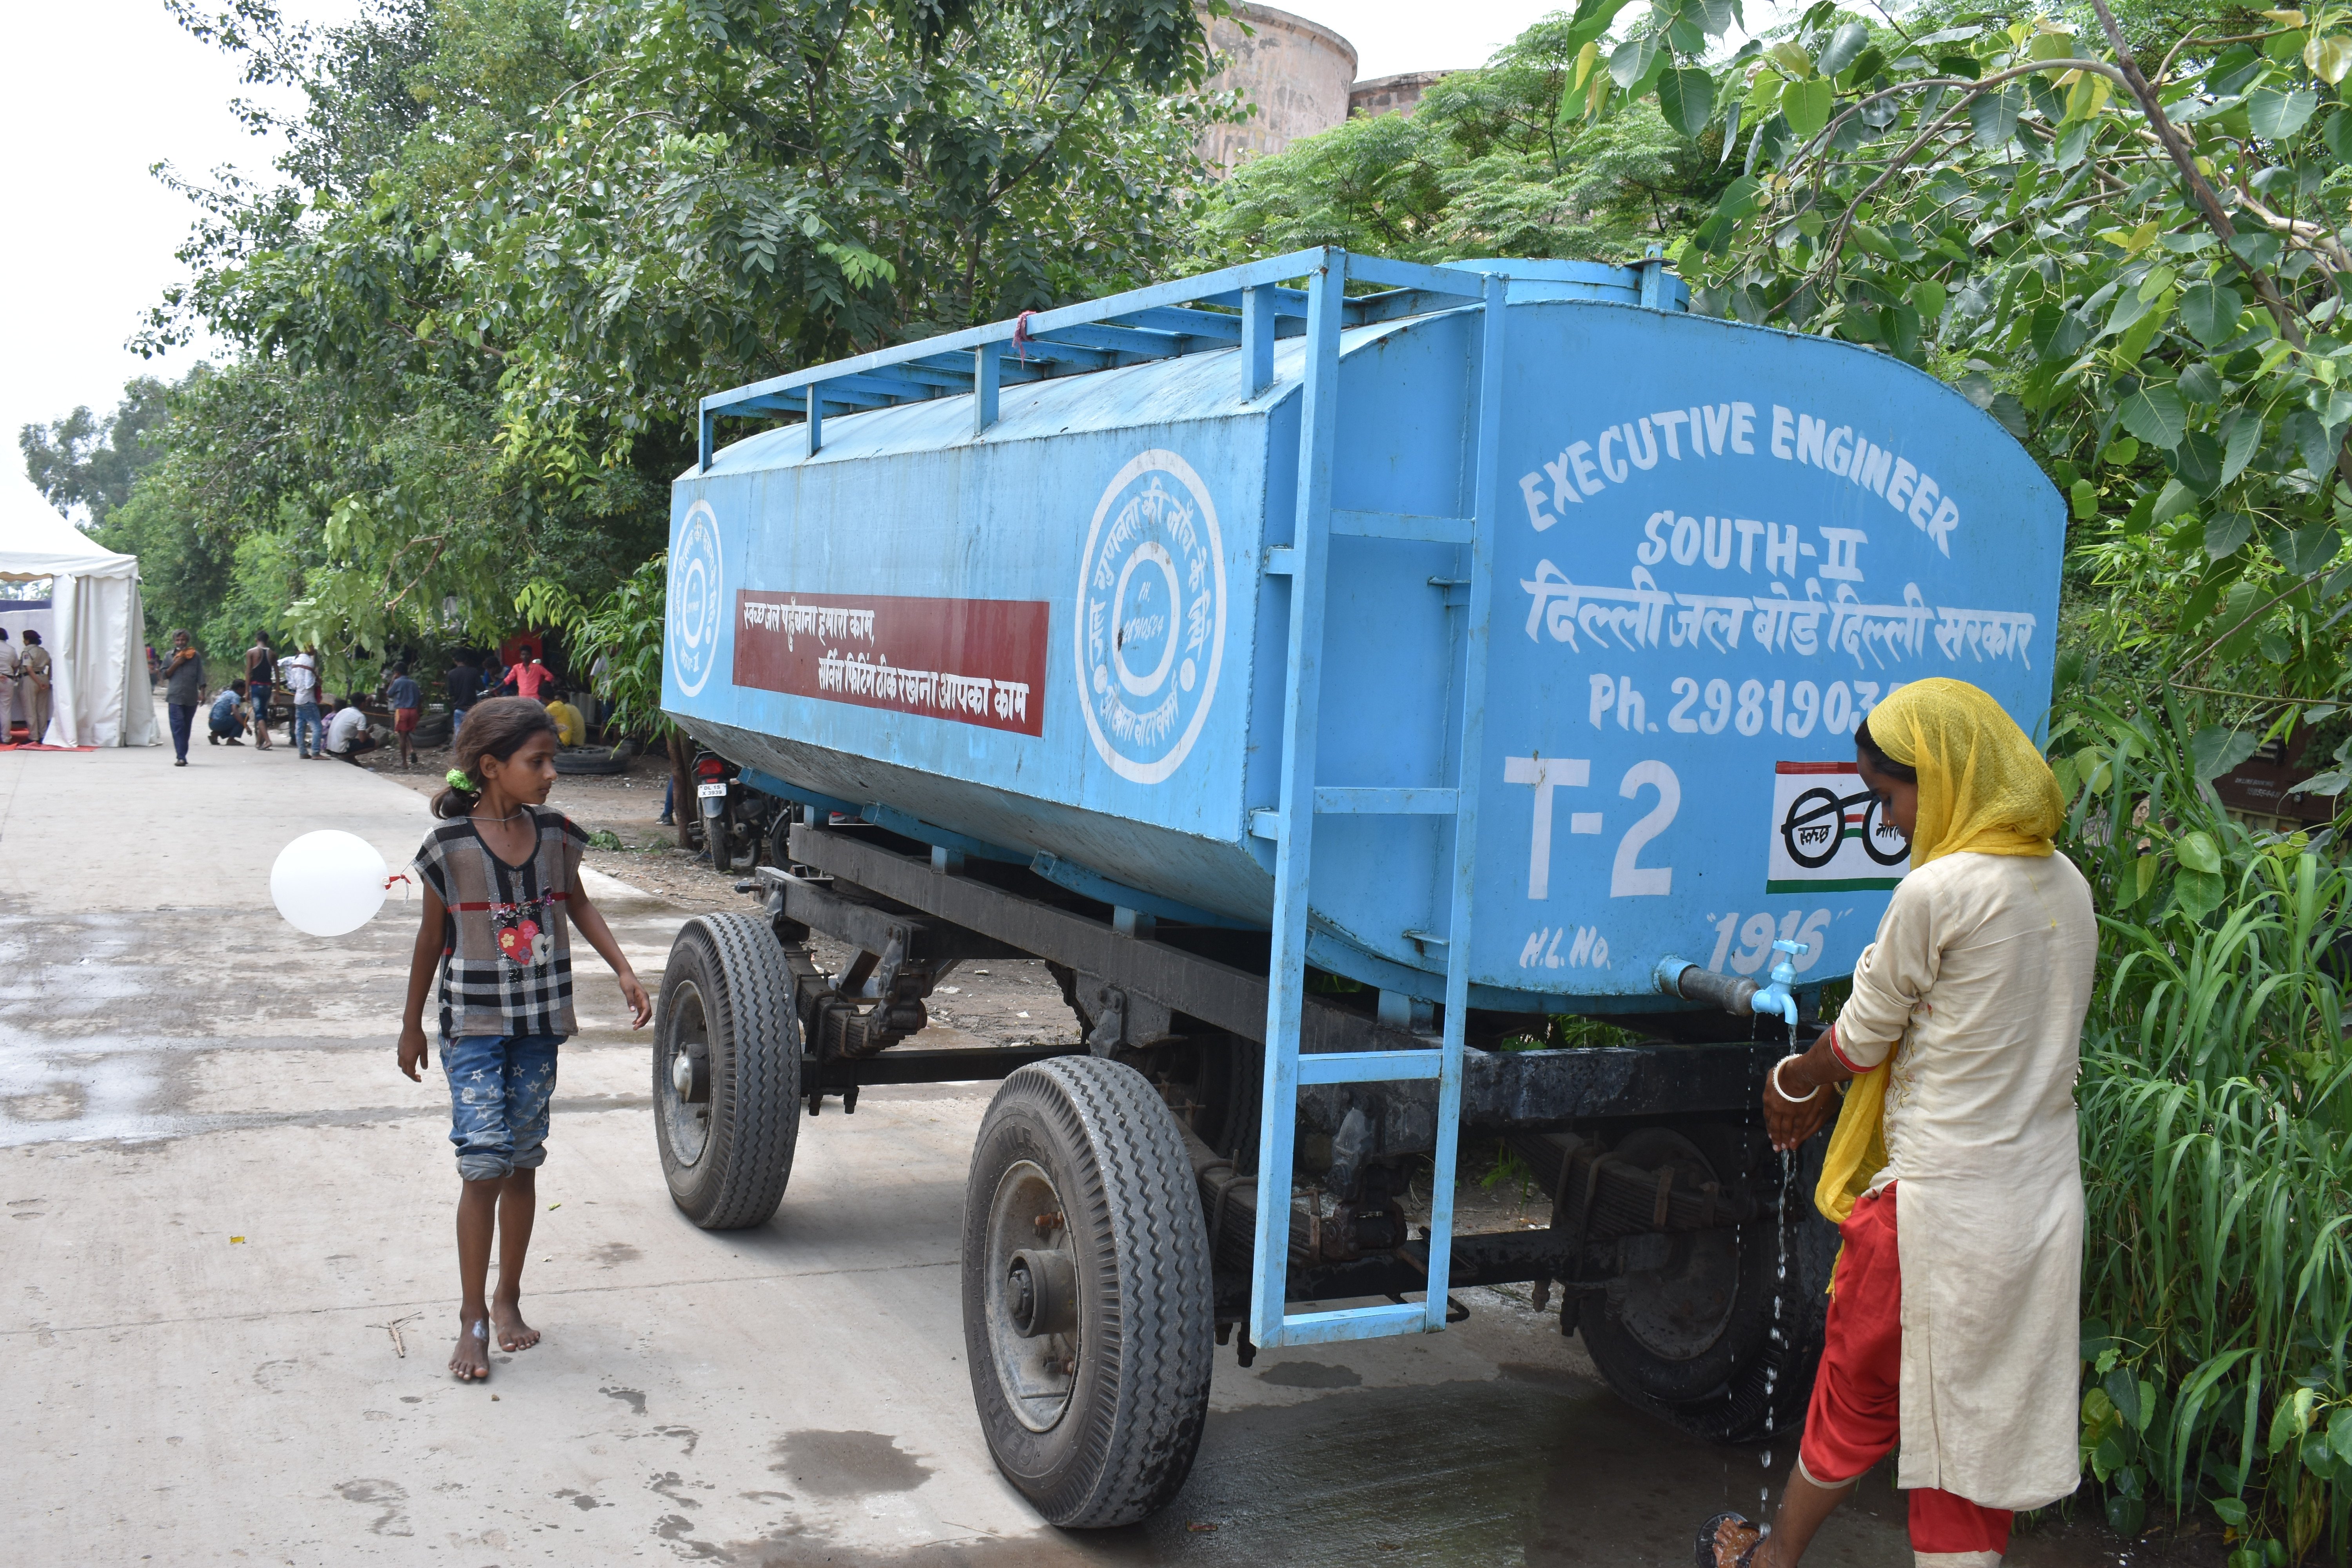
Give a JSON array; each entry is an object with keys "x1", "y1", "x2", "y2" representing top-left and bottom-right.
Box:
[{"x1": 472, "y1": 806, "x2": 530, "y2": 824}]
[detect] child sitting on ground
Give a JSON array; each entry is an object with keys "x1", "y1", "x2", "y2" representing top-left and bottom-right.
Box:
[{"x1": 396, "y1": 697, "x2": 650, "y2": 1382}]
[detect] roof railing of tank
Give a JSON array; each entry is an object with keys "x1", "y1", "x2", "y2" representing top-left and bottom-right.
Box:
[{"x1": 695, "y1": 246, "x2": 1681, "y2": 469}]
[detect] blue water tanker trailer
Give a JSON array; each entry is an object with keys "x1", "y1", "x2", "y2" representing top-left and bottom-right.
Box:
[{"x1": 652, "y1": 248, "x2": 2062, "y2": 1526}]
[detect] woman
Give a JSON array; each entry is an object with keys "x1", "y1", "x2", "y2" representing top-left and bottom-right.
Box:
[
  {"x1": 162, "y1": 630, "x2": 204, "y2": 767},
  {"x1": 1702, "y1": 678, "x2": 2096, "y2": 1568}
]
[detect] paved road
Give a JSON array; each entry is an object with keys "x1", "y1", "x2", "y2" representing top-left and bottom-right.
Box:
[{"x1": 0, "y1": 724, "x2": 2146, "y2": 1565}]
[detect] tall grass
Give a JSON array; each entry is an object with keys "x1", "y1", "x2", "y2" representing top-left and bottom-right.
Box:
[{"x1": 2055, "y1": 698, "x2": 2352, "y2": 1564}]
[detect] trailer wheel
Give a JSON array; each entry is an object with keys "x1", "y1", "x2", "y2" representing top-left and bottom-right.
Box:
[
  {"x1": 1580, "y1": 1125, "x2": 1832, "y2": 1444},
  {"x1": 653, "y1": 913, "x2": 801, "y2": 1229},
  {"x1": 962, "y1": 1057, "x2": 1213, "y2": 1528}
]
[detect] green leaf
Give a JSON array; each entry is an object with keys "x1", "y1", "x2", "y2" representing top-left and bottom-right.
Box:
[
  {"x1": 1608, "y1": 34, "x2": 1660, "y2": 90},
  {"x1": 2152, "y1": 478, "x2": 2197, "y2": 523},
  {"x1": 1659, "y1": 68, "x2": 1719, "y2": 137},
  {"x1": 2249, "y1": 86, "x2": 2319, "y2": 139},
  {"x1": 2054, "y1": 116, "x2": 2096, "y2": 168},
  {"x1": 1782, "y1": 76, "x2": 1835, "y2": 138},
  {"x1": 2309, "y1": 32, "x2": 2352, "y2": 84},
  {"x1": 2214, "y1": 1497, "x2": 2250, "y2": 1527},
  {"x1": 2103, "y1": 436, "x2": 2141, "y2": 466},
  {"x1": 2177, "y1": 361, "x2": 2223, "y2": 403},
  {"x1": 2117, "y1": 385, "x2": 2188, "y2": 449},
  {"x1": 2180, "y1": 282, "x2": 2244, "y2": 348},
  {"x1": 2206, "y1": 510, "x2": 2256, "y2": 560},
  {"x1": 2283, "y1": 523, "x2": 2344, "y2": 575},
  {"x1": 2106, "y1": 1494, "x2": 2147, "y2": 1537},
  {"x1": 2329, "y1": 1406, "x2": 2352, "y2": 1468},
  {"x1": 2176, "y1": 867, "x2": 2227, "y2": 919},
  {"x1": 1818, "y1": 20, "x2": 1870, "y2": 77},
  {"x1": 2172, "y1": 430, "x2": 2225, "y2": 495},
  {"x1": 1969, "y1": 84, "x2": 2023, "y2": 147},
  {"x1": 2326, "y1": 108, "x2": 2352, "y2": 162},
  {"x1": 2189, "y1": 731, "x2": 2257, "y2": 786},
  {"x1": 2071, "y1": 478, "x2": 2100, "y2": 519}
]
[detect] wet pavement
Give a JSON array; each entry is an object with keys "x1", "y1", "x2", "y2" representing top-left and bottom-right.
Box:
[{"x1": 0, "y1": 712, "x2": 2200, "y2": 1564}]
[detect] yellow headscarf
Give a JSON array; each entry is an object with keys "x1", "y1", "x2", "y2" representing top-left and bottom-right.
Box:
[{"x1": 1815, "y1": 679, "x2": 2066, "y2": 1243}]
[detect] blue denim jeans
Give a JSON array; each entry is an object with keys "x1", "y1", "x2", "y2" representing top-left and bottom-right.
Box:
[
  {"x1": 443, "y1": 1033, "x2": 563, "y2": 1181},
  {"x1": 167, "y1": 702, "x2": 195, "y2": 762},
  {"x1": 293, "y1": 701, "x2": 321, "y2": 757}
]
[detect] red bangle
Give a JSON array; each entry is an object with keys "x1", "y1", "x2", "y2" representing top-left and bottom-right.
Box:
[{"x1": 1828, "y1": 1024, "x2": 1869, "y2": 1075}]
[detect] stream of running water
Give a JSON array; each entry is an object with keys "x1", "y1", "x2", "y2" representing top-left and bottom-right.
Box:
[{"x1": 1759, "y1": 1019, "x2": 1800, "y2": 1526}]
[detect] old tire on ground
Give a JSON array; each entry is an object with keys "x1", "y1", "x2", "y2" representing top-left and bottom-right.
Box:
[
  {"x1": 653, "y1": 913, "x2": 801, "y2": 1229},
  {"x1": 1579, "y1": 1123, "x2": 1834, "y2": 1444},
  {"x1": 962, "y1": 1057, "x2": 1214, "y2": 1528},
  {"x1": 554, "y1": 744, "x2": 630, "y2": 775}
]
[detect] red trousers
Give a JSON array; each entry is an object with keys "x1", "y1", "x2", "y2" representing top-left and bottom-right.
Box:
[{"x1": 1799, "y1": 1185, "x2": 2014, "y2": 1560}]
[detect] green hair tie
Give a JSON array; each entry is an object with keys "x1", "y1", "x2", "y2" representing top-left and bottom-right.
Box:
[{"x1": 445, "y1": 768, "x2": 477, "y2": 792}]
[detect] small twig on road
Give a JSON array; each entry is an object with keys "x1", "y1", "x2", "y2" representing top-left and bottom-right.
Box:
[{"x1": 369, "y1": 1310, "x2": 424, "y2": 1357}]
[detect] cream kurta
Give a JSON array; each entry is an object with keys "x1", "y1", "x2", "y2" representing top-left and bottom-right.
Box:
[{"x1": 1833, "y1": 849, "x2": 2097, "y2": 1510}]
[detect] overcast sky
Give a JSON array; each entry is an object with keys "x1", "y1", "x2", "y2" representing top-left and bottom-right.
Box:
[{"x1": 0, "y1": 1, "x2": 1667, "y2": 525}]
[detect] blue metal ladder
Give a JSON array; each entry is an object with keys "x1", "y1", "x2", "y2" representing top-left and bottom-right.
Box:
[{"x1": 1245, "y1": 252, "x2": 1509, "y2": 1348}]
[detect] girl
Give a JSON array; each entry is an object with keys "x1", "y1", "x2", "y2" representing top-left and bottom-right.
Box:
[
  {"x1": 1700, "y1": 678, "x2": 2096, "y2": 1568},
  {"x1": 397, "y1": 697, "x2": 651, "y2": 1382}
]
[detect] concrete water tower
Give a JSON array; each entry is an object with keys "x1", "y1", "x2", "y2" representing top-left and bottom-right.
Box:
[{"x1": 1197, "y1": 4, "x2": 1359, "y2": 171}]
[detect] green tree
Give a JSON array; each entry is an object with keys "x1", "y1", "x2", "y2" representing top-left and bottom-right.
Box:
[
  {"x1": 129, "y1": 0, "x2": 1232, "y2": 669},
  {"x1": 19, "y1": 375, "x2": 178, "y2": 526}
]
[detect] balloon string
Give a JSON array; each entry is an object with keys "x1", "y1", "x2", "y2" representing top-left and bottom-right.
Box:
[{"x1": 385, "y1": 871, "x2": 412, "y2": 903}]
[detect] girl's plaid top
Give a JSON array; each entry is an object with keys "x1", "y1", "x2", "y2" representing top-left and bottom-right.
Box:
[{"x1": 414, "y1": 806, "x2": 591, "y2": 1041}]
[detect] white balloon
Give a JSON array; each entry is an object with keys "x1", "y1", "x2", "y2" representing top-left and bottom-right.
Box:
[{"x1": 270, "y1": 829, "x2": 392, "y2": 936}]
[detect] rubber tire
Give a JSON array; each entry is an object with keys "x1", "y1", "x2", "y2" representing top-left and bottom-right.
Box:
[
  {"x1": 555, "y1": 745, "x2": 630, "y2": 775},
  {"x1": 962, "y1": 1057, "x2": 1214, "y2": 1528},
  {"x1": 1581, "y1": 1122, "x2": 1835, "y2": 1444},
  {"x1": 653, "y1": 913, "x2": 802, "y2": 1229}
]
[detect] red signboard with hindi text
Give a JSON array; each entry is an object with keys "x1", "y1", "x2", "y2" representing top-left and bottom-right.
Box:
[{"x1": 732, "y1": 591, "x2": 1050, "y2": 737}]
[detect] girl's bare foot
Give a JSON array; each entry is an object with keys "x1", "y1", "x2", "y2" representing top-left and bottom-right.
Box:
[
  {"x1": 490, "y1": 1298, "x2": 540, "y2": 1352},
  {"x1": 451, "y1": 1315, "x2": 492, "y2": 1381}
]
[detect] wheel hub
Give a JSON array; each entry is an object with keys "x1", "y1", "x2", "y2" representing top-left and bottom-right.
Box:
[
  {"x1": 984, "y1": 1161, "x2": 1078, "y2": 1432},
  {"x1": 659, "y1": 980, "x2": 713, "y2": 1168}
]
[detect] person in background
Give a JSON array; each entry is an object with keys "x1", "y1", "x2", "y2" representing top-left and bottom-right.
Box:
[
  {"x1": 208, "y1": 679, "x2": 252, "y2": 745},
  {"x1": 325, "y1": 694, "x2": 380, "y2": 763},
  {"x1": 147, "y1": 642, "x2": 162, "y2": 689},
  {"x1": 244, "y1": 630, "x2": 277, "y2": 751},
  {"x1": 510, "y1": 653, "x2": 555, "y2": 703},
  {"x1": 586, "y1": 651, "x2": 609, "y2": 739},
  {"x1": 20, "y1": 630, "x2": 51, "y2": 745},
  {"x1": 163, "y1": 630, "x2": 204, "y2": 767},
  {"x1": 543, "y1": 688, "x2": 586, "y2": 748},
  {"x1": 446, "y1": 651, "x2": 482, "y2": 737},
  {"x1": 0, "y1": 629, "x2": 20, "y2": 744},
  {"x1": 389, "y1": 662, "x2": 423, "y2": 768},
  {"x1": 281, "y1": 645, "x2": 321, "y2": 758}
]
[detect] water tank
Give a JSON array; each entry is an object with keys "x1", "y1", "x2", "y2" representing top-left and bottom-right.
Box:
[{"x1": 667, "y1": 252, "x2": 2062, "y2": 1013}]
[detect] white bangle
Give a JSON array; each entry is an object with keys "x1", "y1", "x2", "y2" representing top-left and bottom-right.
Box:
[{"x1": 1772, "y1": 1054, "x2": 1820, "y2": 1104}]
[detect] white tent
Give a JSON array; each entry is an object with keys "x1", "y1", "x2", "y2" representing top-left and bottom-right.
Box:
[{"x1": 0, "y1": 495, "x2": 158, "y2": 748}]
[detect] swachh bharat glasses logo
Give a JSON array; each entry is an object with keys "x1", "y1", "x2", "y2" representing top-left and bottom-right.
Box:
[
  {"x1": 670, "y1": 499, "x2": 724, "y2": 697},
  {"x1": 1074, "y1": 450, "x2": 1226, "y2": 784}
]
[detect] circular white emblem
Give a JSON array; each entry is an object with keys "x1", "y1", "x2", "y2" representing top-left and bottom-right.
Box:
[
  {"x1": 670, "y1": 499, "x2": 724, "y2": 698},
  {"x1": 1074, "y1": 450, "x2": 1225, "y2": 784}
]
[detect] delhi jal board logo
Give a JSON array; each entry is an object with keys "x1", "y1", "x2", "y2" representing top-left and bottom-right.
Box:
[
  {"x1": 670, "y1": 499, "x2": 724, "y2": 697},
  {"x1": 1074, "y1": 450, "x2": 1227, "y2": 784}
]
